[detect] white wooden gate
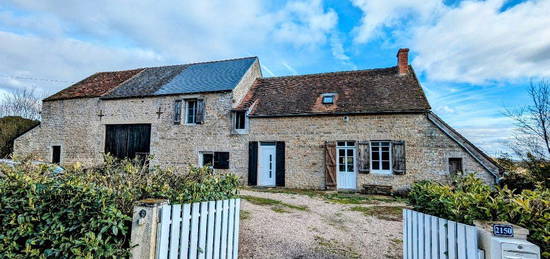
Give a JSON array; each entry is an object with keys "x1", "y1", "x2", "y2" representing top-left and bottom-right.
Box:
[
  {"x1": 403, "y1": 209, "x2": 481, "y2": 259},
  {"x1": 156, "y1": 199, "x2": 240, "y2": 259}
]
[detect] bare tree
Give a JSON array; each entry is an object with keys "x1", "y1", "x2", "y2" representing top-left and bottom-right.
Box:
[
  {"x1": 0, "y1": 88, "x2": 42, "y2": 121},
  {"x1": 505, "y1": 80, "x2": 550, "y2": 159}
]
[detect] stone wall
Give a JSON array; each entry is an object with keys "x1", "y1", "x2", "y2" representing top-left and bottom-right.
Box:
[
  {"x1": 15, "y1": 94, "x2": 497, "y2": 190},
  {"x1": 246, "y1": 113, "x2": 496, "y2": 189}
]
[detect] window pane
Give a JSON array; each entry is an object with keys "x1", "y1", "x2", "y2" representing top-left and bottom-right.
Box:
[
  {"x1": 346, "y1": 156, "x2": 353, "y2": 164},
  {"x1": 186, "y1": 100, "x2": 197, "y2": 123},
  {"x1": 346, "y1": 149, "x2": 353, "y2": 156},
  {"x1": 372, "y1": 161, "x2": 380, "y2": 170},
  {"x1": 337, "y1": 141, "x2": 346, "y2": 146},
  {"x1": 382, "y1": 151, "x2": 390, "y2": 160},
  {"x1": 339, "y1": 149, "x2": 345, "y2": 156},
  {"x1": 382, "y1": 161, "x2": 390, "y2": 170},
  {"x1": 339, "y1": 156, "x2": 345, "y2": 164},
  {"x1": 381, "y1": 146, "x2": 390, "y2": 152},
  {"x1": 235, "y1": 111, "x2": 246, "y2": 129},
  {"x1": 372, "y1": 151, "x2": 379, "y2": 161},
  {"x1": 203, "y1": 153, "x2": 213, "y2": 166},
  {"x1": 381, "y1": 142, "x2": 390, "y2": 147},
  {"x1": 339, "y1": 165, "x2": 345, "y2": 171},
  {"x1": 371, "y1": 146, "x2": 379, "y2": 152},
  {"x1": 371, "y1": 142, "x2": 380, "y2": 147},
  {"x1": 347, "y1": 163, "x2": 353, "y2": 171}
]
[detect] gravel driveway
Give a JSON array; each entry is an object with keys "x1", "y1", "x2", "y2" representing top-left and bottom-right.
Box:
[{"x1": 238, "y1": 188, "x2": 405, "y2": 259}]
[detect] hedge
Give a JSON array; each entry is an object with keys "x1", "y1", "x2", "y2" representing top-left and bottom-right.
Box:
[
  {"x1": 0, "y1": 156, "x2": 240, "y2": 258},
  {"x1": 408, "y1": 174, "x2": 549, "y2": 257}
]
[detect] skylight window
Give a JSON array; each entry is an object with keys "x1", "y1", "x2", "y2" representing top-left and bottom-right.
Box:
[{"x1": 322, "y1": 93, "x2": 335, "y2": 104}]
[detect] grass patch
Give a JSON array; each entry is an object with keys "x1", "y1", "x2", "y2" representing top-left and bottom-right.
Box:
[
  {"x1": 314, "y1": 235, "x2": 360, "y2": 258},
  {"x1": 323, "y1": 193, "x2": 379, "y2": 205},
  {"x1": 350, "y1": 206, "x2": 404, "y2": 221},
  {"x1": 240, "y1": 210, "x2": 251, "y2": 220},
  {"x1": 241, "y1": 187, "x2": 325, "y2": 197},
  {"x1": 270, "y1": 206, "x2": 289, "y2": 213},
  {"x1": 241, "y1": 195, "x2": 308, "y2": 211}
]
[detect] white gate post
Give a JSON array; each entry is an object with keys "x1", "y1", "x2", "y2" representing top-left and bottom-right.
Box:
[{"x1": 130, "y1": 199, "x2": 169, "y2": 259}]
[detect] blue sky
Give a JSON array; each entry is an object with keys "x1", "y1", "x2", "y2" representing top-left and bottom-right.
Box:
[{"x1": 1, "y1": 0, "x2": 549, "y2": 156}]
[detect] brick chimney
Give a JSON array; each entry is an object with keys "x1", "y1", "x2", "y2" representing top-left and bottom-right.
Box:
[{"x1": 397, "y1": 48, "x2": 409, "y2": 75}]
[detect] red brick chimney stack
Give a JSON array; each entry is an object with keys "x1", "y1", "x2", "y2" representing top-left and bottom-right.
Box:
[{"x1": 397, "y1": 48, "x2": 409, "y2": 75}]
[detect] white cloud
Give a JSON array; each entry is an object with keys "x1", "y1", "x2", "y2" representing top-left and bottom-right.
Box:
[
  {"x1": 351, "y1": 0, "x2": 550, "y2": 84},
  {"x1": 350, "y1": 0, "x2": 444, "y2": 43},
  {"x1": 0, "y1": 0, "x2": 338, "y2": 95},
  {"x1": 412, "y1": 0, "x2": 550, "y2": 83}
]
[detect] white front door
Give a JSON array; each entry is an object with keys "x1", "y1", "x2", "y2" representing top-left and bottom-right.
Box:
[
  {"x1": 259, "y1": 144, "x2": 276, "y2": 186},
  {"x1": 337, "y1": 141, "x2": 356, "y2": 189}
]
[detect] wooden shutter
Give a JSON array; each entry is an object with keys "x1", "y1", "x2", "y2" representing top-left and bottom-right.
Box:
[
  {"x1": 174, "y1": 100, "x2": 182, "y2": 124},
  {"x1": 248, "y1": 142, "x2": 258, "y2": 186},
  {"x1": 195, "y1": 99, "x2": 205, "y2": 124},
  {"x1": 392, "y1": 141, "x2": 406, "y2": 175},
  {"x1": 213, "y1": 152, "x2": 229, "y2": 169},
  {"x1": 357, "y1": 141, "x2": 370, "y2": 173},
  {"x1": 275, "y1": 142, "x2": 285, "y2": 187},
  {"x1": 324, "y1": 141, "x2": 337, "y2": 188}
]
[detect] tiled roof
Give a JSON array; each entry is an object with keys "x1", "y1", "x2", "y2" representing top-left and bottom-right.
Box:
[
  {"x1": 43, "y1": 69, "x2": 144, "y2": 101},
  {"x1": 236, "y1": 66, "x2": 431, "y2": 117},
  {"x1": 44, "y1": 57, "x2": 257, "y2": 101}
]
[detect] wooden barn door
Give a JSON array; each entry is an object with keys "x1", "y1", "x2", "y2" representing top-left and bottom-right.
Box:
[{"x1": 105, "y1": 124, "x2": 151, "y2": 160}]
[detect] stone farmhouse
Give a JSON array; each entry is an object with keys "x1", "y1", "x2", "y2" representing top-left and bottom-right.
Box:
[{"x1": 14, "y1": 49, "x2": 502, "y2": 191}]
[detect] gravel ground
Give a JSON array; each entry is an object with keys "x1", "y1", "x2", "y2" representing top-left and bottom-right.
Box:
[{"x1": 238, "y1": 189, "x2": 405, "y2": 259}]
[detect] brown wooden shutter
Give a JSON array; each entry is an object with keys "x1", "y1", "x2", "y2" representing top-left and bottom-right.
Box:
[
  {"x1": 357, "y1": 141, "x2": 370, "y2": 173},
  {"x1": 324, "y1": 141, "x2": 337, "y2": 188},
  {"x1": 174, "y1": 100, "x2": 182, "y2": 124},
  {"x1": 195, "y1": 99, "x2": 205, "y2": 124},
  {"x1": 392, "y1": 141, "x2": 406, "y2": 175}
]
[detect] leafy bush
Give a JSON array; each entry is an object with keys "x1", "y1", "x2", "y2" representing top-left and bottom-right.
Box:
[
  {"x1": 0, "y1": 116, "x2": 39, "y2": 158},
  {"x1": 0, "y1": 156, "x2": 240, "y2": 257},
  {"x1": 0, "y1": 163, "x2": 130, "y2": 258},
  {"x1": 408, "y1": 174, "x2": 549, "y2": 257}
]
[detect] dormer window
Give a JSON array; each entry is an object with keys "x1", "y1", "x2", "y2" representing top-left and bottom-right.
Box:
[{"x1": 322, "y1": 93, "x2": 336, "y2": 104}]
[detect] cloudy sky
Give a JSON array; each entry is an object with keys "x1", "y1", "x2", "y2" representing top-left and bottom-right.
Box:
[{"x1": 1, "y1": 0, "x2": 549, "y2": 156}]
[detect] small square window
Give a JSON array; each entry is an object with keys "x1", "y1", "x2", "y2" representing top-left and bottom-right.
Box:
[{"x1": 322, "y1": 95, "x2": 334, "y2": 104}]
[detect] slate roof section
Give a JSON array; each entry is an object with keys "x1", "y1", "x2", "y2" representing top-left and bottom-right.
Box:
[
  {"x1": 236, "y1": 66, "x2": 431, "y2": 117},
  {"x1": 44, "y1": 69, "x2": 145, "y2": 101},
  {"x1": 44, "y1": 57, "x2": 257, "y2": 101}
]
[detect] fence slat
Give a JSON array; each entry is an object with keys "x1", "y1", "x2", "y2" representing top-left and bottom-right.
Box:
[
  {"x1": 198, "y1": 202, "x2": 208, "y2": 259},
  {"x1": 407, "y1": 210, "x2": 413, "y2": 258},
  {"x1": 466, "y1": 225, "x2": 477, "y2": 259},
  {"x1": 179, "y1": 204, "x2": 191, "y2": 259},
  {"x1": 220, "y1": 200, "x2": 229, "y2": 259},
  {"x1": 213, "y1": 200, "x2": 223, "y2": 259},
  {"x1": 431, "y1": 215, "x2": 438, "y2": 259},
  {"x1": 403, "y1": 210, "x2": 408, "y2": 259},
  {"x1": 226, "y1": 199, "x2": 236, "y2": 259},
  {"x1": 232, "y1": 199, "x2": 241, "y2": 259},
  {"x1": 206, "y1": 201, "x2": 216, "y2": 259},
  {"x1": 157, "y1": 205, "x2": 171, "y2": 259},
  {"x1": 189, "y1": 203, "x2": 200, "y2": 258},
  {"x1": 424, "y1": 215, "x2": 431, "y2": 259},
  {"x1": 169, "y1": 205, "x2": 182, "y2": 259},
  {"x1": 457, "y1": 223, "x2": 467, "y2": 259},
  {"x1": 419, "y1": 212, "x2": 424, "y2": 259},
  {"x1": 412, "y1": 211, "x2": 418, "y2": 259},
  {"x1": 438, "y1": 218, "x2": 447, "y2": 259},
  {"x1": 448, "y1": 221, "x2": 457, "y2": 259}
]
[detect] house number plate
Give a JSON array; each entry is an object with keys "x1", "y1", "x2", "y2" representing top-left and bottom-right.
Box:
[{"x1": 493, "y1": 224, "x2": 514, "y2": 237}]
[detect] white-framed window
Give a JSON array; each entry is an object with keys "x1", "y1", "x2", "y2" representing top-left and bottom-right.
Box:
[
  {"x1": 199, "y1": 151, "x2": 214, "y2": 168},
  {"x1": 321, "y1": 93, "x2": 336, "y2": 104},
  {"x1": 370, "y1": 141, "x2": 392, "y2": 174},
  {"x1": 232, "y1": 110, "x2": 248, "y2": 134},
  {"x1": 199, "y1": 151, "x2": 230, "y2": 169},
  {"x1": 185, "y1": 99, "x2": 197, "y2": 124}
]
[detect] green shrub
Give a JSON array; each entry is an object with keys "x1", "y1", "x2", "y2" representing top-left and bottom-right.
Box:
[
  {"x1": 0, "y1": 116, "x2": 39, "y2": 158},
  {"x1": 0, "y1": 155, "x2": 240, "y2": 257},
  {"x1": 0, "y1": 163, "x2": 130, "y2": 258},
  {"x1": 408, "y1": 174, "x2": 549, "y2": 257}
]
